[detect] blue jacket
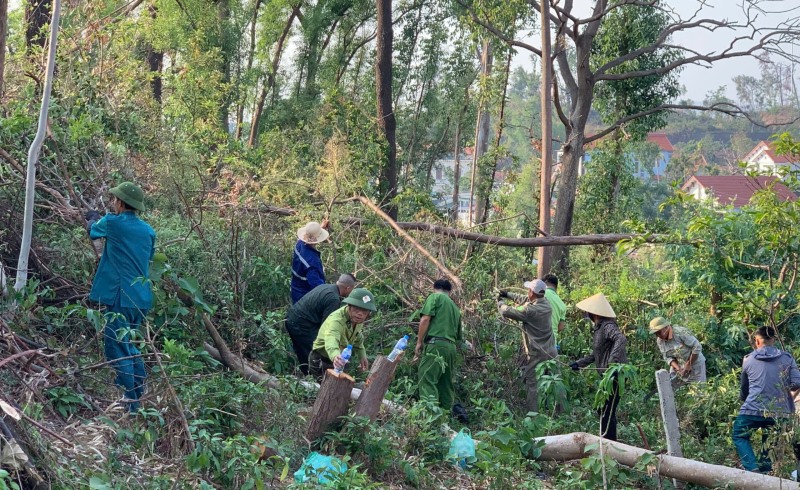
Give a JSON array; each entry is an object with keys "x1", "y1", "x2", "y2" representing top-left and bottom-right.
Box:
[
  {"x1": 739, "y1": 345, "x2": 800, "y2": 416},
  {"x1": 290, "y1": 240, "x2": 325, "y2": 304},
  {"x1": 89, "y1": 212, "x2": 156, "y2": 310}
]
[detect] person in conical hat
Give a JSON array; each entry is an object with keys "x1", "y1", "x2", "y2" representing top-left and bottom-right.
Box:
[
  {"x1": 575, "y1": 293, "x2": 616, "y2": 318},
  {"x1": 570, "y1": 292, "x2": 627, "y2": 441}
]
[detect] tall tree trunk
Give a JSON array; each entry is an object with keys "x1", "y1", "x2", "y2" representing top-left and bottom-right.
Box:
[
  {"x1": 16, "y1": 0, "x2": 61, "y2": 292},
  {"x1": 402, "y1": 76, "x2": 433, "y2": 186},
  {"x1": 25, "y1": 0, "x2": 51, "y2": 53},
  {"x1": 376, "y1": 0, "x2": 397, "y2": 219},
  {"x1": 145, "y1": 5, "x2": 163, "y2": 103},
  {"x1": 234, "y1": 0, "x2": 262, "y2": 140},
  {"x1": 537, "y1": 0, "x2": 553, "y2": 276},
  {"x1": 551, "y1": 30, "x2": 596, "y2": 271},
  {"x1": 451, "y1": 120, "x2": 462, "y2": 222},
  {"x1": 469, "y1": 40, "x2": 492, "y2": 225},
  {"x1": 0, "y1": 0, "x2": 7, "y2": 98},
  {"x1": 480, "y1": 49, "x2": 511, "y2": 222},
  {"x1": 248, "y1": 10, "x2": 296, "y2": 148},
  {"x1": 216, "y1": 0, "x2": 231, "y2": 133}
]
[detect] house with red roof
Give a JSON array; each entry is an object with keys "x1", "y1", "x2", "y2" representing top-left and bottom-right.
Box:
[
  {"x1": 681, "y1": 175, "x2": 797, "y2": 209},
  {"x1": 636, "y1": 132, "x2": 674, "y2": 179},
  {"x1": 744, "y1": 141, "x2": 800, "y2": 176},
  {"x1": 578, "y1": 132, "x2": 675, "y2": 179}
]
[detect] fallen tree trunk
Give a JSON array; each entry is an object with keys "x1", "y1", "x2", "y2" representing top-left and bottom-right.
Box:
[
  {"x1": 354, "y1": 355, "x2": 399, "y2": 421},
  {"x1": 245, "y1": 200, "x2": 671, "y2": 248},
  {"x1": 536, "y1": 432, "x2": 798, "y2": 490},
  {"x1": 306, "y1": 370, "x2": 355, "y2": 442}
]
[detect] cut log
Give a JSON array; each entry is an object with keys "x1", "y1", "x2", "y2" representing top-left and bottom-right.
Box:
[
  {"x1": 306, "y1": 370, "x2": 355, "y2": 442},
  {"x1": 536, "y1": 432, "x2": 799, "y2": 490},
  {"x1": 243, "y1": 200, "x2": 675, "y2": 249},
  {"x1": 354, "y1": 355, "x2": 399, "y2": 421}
]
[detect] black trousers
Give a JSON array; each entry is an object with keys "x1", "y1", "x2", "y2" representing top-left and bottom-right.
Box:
[
  {"x1": 599, "y1": 375, "x2": 621, "y2": 441},
  {"x1": 308, "y1": 350, "x2": 334, "y2": 381},
  {"x1": 285, "y1": 318, "x2": 317, "y2": 376}
]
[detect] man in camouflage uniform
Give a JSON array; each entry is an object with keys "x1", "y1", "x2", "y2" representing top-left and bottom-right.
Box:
[{"x1": 497, "y1": 279, "x2": 557, "y2": 413}]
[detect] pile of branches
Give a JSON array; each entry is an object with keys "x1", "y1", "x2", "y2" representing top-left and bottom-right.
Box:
[{"x1": 0, "y1": 314, "x2": 194, "y2": 488}]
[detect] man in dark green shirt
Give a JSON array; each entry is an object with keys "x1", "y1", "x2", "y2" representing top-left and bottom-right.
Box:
[
  {"x1": 415, "y1": 279, "x2": 463, "y2": 413},
  {"x1": 286, "y1": 273, "x2": 356, "y2": 375}
]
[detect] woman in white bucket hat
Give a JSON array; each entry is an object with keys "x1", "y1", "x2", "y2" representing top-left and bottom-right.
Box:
[
  {"x1": 290, "y1": 220, "x2": 330, "y2": 303},
  {"x1": 570, "y1": 293, "x2": 627, "y2": 441}
]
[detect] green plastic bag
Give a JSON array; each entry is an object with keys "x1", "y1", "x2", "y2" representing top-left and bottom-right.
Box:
[
  {"x1": 293, "y1": 452, "x2": 348, "y2": 484},
  {"x1": 447, "y1": 429, "x2": 476, "y2": 469}
]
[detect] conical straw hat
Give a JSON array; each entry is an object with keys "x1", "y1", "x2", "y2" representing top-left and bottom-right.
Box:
[{"x1": 575, "y1": 293, "x2": 616, "y2": 318}]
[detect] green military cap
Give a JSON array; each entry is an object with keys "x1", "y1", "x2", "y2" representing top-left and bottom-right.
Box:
[
  {"x1": 110, "y1": 181, "x2": 145, "y2": 211},
  {"x1": 342, "y1": 287, "x2": 377, "y2": 312}
]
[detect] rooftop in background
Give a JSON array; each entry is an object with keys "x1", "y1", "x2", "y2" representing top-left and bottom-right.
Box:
[
  {"x1": 681, "y1": 175, "x2": 797, "y2": 209},
  {"x1": 646, "y1": 133, "x2": 674, "y2": 152},
  {"x1": 744, "y1": 141, "x2": 795, "y2": 164}
]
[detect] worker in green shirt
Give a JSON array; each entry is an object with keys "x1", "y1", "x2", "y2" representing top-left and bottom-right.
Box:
[
  {"x1": 415, "y1": 279, "x2": 466, "y2": 417},
  {"x1": 309, "y1": 287, "x2": 376, "y2": 380},
  {"x1": 543, "y1": 274, "x2": 566, "y2": 345}
]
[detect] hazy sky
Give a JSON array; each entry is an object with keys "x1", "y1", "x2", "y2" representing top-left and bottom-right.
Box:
[{"x1": 514, "y1": 0, "x2": 800, "y2": 103}]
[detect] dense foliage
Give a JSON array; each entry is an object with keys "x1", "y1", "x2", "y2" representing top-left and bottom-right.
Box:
[{"x1": 2, "y1": 0, "x2": 800, "y2": 489}]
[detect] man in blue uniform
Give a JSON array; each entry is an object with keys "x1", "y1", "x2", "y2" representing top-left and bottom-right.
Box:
[
  {"x1": 85, "y1": 182, "x2": 155, "y2": 412},
  {"x1": 290, "y1": 220, "x2": 330, "y2": 304}
]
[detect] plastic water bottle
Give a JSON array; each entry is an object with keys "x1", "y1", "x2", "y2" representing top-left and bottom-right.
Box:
[
  {"x1": 333, "y1": 345, "x2": 353, "y2": 375},
  {"x1": 387, "y1": 335, "x2": 409, "y2": 362}
]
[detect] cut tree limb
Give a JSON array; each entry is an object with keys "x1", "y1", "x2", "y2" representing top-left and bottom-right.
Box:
[
  {"x1": 536, "y1": 432, "x2": 799, "y2": 490},
  {"x1": 306, "y1": 370, "x2": 355, "y2": 442},
  {"x1": 353, "y1": 355, "x2": 399, "y2": 421},
  {"x1": 357, "y1": 195, "x2": 462, "y2": 289}
]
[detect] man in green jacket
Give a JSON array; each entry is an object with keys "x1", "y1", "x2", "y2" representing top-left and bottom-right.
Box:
[
  {"x1": 286, "y1": 273, "x2": 356, "y2": 375},
  {"x1": 543, "y1": 274, "x2": 566, "y2": 345},
  {"x1": 309, "y1": 287, "x2": 376, "y2": 380},
  {"x1": 498, "y1": 279, "x2": 557, "y2": 413},
  {"x1": 415, "y1": 279, "x2": 463, "y2": 415}
]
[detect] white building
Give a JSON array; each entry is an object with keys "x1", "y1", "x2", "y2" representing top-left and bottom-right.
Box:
[{"x1": 744, "y1": 141, "x2": 800, "y2": 176}]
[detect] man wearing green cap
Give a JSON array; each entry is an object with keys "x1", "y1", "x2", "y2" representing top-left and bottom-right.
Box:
[
  {"x1": 309, "y1": 287, "x2": 376, "y2": 380},
  {"x1": 85, "y1": 182, "x2": 155, "y2": 412}
]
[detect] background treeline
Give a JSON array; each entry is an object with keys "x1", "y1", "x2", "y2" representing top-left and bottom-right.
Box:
[{"x1": 2, "y1": 0, "x2": 800, "y2": 488}]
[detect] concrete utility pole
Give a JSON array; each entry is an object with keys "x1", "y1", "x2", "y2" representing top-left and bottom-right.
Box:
[
  {"x1": 15, "y1": 0, "x2": 62, "y2": 292},
  {"x1": 656, "y1": 369, "x2": 685, "y2": 489},
  {"x1": 537, "y1": 0, "x2": 553, "y2": 277}
]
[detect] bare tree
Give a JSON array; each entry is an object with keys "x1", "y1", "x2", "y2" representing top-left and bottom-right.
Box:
[
  {"x1": 16, "y1": 0, "x2": 61, "y2": 292},
  {"x1": 463, "y1": 0, "x2": 800, "y2": 269}
]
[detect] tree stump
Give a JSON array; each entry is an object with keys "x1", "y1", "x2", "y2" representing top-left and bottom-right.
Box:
[
  {"x1": 305, "y1": 369, "x2": 355, "y2": 442},
  {"x1": 354, "y1": 355, "x2": 400, "y2": 421}
]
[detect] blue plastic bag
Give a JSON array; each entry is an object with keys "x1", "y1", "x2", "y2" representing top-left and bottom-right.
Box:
[
  {"x1": 447, "y1": 429, "x2": 476, "y2": 469},
  {"x1": 293, "y1": 452, "x2": 348, "y2": 484}
]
